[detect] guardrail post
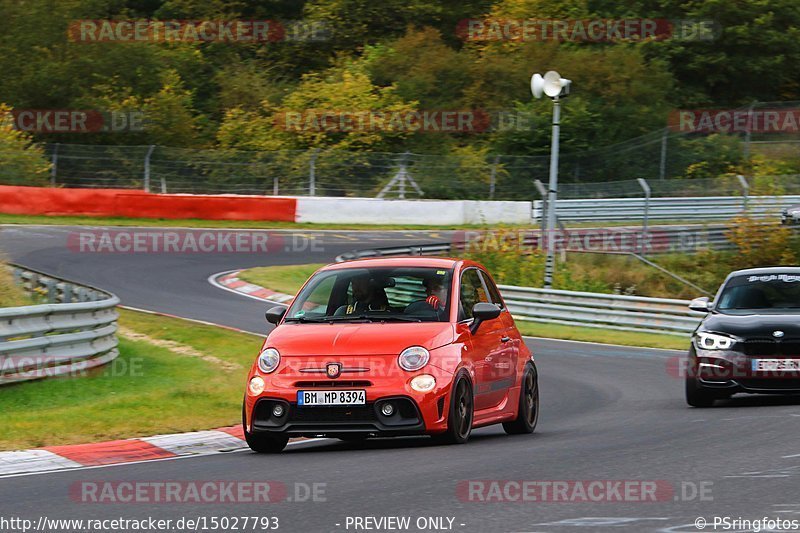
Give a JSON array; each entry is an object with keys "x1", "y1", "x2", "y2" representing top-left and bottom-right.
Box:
[
  {"x1": 637, "y1": 178, "x2": 651, "y2": 255},
  {"x1": 62, "y1": 283, "x2": 73, "y2": 304},
  {"x1": 143, "y1": 145, "x2": 156, "y2": 192},
  {"x1": 736, "y1": 174, "x2": 749, "y2": 213}
]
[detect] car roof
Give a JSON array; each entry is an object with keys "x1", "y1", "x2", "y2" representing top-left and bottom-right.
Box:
[
  {"x1": 727, "y1": 266, "x2": 800, "y2": 277},
  {"x1": 320, "y1": 256, "x2": 477, "y2": 271}
]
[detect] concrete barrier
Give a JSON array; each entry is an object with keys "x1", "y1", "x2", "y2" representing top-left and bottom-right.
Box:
[{"x1": 295, "y1": 197, "x2": 532, "y2": 225}]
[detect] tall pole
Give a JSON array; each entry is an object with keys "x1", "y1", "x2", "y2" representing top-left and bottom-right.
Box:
[{"x1": 543, "y1": 97, "x2": 560, "y2": 289}]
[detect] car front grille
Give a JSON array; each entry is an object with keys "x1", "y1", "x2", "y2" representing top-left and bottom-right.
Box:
[
  {"x1": 742, "y1": 338, "x2": 800, "y2": 357},
  {"x1": 289, "y1": 405, "x2": 378, "y2": 423},
  {"x1": 293, "y1": 380, "x2": 372, "y2": 388}
]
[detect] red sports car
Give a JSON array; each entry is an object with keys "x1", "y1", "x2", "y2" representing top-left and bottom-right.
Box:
[{"x1": 242, "y1": 257, "x2": 538, "y2": 452}]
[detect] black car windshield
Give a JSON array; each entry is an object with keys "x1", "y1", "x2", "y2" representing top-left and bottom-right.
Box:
[
  {"x1": 716, "y1": 273, "x2": 800, "y2": 314},
  {"x1": 284, "y1": 266, "x2": 453, "y2": 323}
]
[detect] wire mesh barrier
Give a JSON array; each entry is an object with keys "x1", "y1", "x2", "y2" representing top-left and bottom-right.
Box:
[
  {"x1": 15, "y1": 141, "x2": 796, "y2": 202},
  {"x1": 0, "y1": 265, "x2": 120, "y2": 386}
]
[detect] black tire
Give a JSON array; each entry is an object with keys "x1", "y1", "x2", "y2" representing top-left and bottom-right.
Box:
[
  {"x1": 243, "y1": 401, "x2": 289, "y2": 453},
  {"x1": 434, "y1": 377, "x2": 474, "y2": 444},
  {"x1": 503, "y1": 364, "x2": 539, "y2": 435},
  {"x1": 685, "y1": 377, "x2": 718, "y2": 408}
]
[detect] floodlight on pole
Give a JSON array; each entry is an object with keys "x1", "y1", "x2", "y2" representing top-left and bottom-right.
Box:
[{"x1": 531, "y1": 70, "x2": 571, "y2": 289}]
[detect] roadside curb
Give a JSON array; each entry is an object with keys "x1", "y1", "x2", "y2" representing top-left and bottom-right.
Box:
[
  {"x1": 212, "y1": 270, "x2": 294, "y2": 304},
  {"x1": 0, "y1": 426, "x2": 247, "y2": 477}
]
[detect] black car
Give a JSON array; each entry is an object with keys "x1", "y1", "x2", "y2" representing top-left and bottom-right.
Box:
[{"x1": 686, "y1": 267, "x2": 800, "y2": 407}]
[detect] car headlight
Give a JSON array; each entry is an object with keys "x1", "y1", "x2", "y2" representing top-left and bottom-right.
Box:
[
  {"x1": 398, "y1": 346, "x2": 430, "y2": 371},
  {"x1": 410, "y1": 374, "x2": 436, "y2": 392},
  {"x1": 695, "y1": 332, "x2": 734, "y2": 350},
  {"x1": 248, "y1": 376, "x2": 265, "y2": 395},
  {"x1": 257, "y1": 348, "x2": 281, "y2": 373}
]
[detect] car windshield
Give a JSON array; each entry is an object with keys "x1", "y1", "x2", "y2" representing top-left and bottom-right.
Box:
[
  {"x1": 716, "y1": 273, "x2": 800, "y2": 314},
  {"x1": 284, "y1": 266, "x2": 453, "y2": 323}
]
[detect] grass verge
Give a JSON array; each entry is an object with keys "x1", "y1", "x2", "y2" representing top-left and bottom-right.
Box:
[
  {"x1": 238, "y1": 263, "x2": 324, "y2": 295},
  {"x1": 515, "y1": 321, "x2": 687, "y2": 351},
  {"x1": 238, "y1": 264, "x2": 688, "y2": 350},
  {"x1": 0, "y1": 308, "x2": 263, "y2": 450},
  {"x1": 0, "y1": 262, "x2": 31, "y2": 307},
  {"x1": 0, "y1": 213, "x2": 525, "y2": 231}
]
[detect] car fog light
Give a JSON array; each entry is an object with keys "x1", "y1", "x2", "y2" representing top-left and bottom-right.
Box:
[
  {"x1": 410, "y1": 374, "x2": 436, "y2": 392},
  {"x1": 272, "y1": 405, "x2": 285, "y2": 417},
  {"x1": 380, "y1": 403, "x2": 395, "y2": 416},
  {"x1": 248, "y1": 376, "x2": 265, "y2": 395}
]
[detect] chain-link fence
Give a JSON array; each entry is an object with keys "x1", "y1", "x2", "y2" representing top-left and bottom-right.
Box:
[{"x1": 13, "y1": 100, "x2": 798, "y2": 200}]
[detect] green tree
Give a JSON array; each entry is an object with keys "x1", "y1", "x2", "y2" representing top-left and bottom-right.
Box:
[{"x1": 0, "y1": 104, "x2": 51, "y2": 186}]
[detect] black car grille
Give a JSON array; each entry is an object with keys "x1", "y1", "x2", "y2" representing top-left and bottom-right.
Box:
[
  {"x1": 289, "y1": 405, "x2": 378, "y2": 423},
  {"x1": 293, "y1": 380, "x2": 372, "y2": 388},
  {"x1": 737, "y1": 378, "x2": 800, "y2": 391},
  {"x1": 742, "y1": 338, "x2": 800, "y2": 357}
]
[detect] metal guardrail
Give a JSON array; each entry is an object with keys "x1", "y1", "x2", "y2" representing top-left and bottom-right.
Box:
[
  {"x1": 535, "y1": 195, "x2": 800, "y2": 222},
  {"x1": 335, "y1": 242, "x2": 705, "y2": 336},
  {"x1": 0, "y1": 266, "x2": 120, "y2": 385},
  {"x1": 335, "y1": 224, "x2": 740, "y2": 261},
  {"x1": 499, "y1": 286, "x2": 703, "y2": 336}
]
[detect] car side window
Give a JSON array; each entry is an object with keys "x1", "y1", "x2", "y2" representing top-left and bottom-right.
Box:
[
  {"x1": 479, "y1": 271, "x2": 504, "y2": 309},
  {"x1": 459, "y1": 269, "x2": 489, "y2": 321}
]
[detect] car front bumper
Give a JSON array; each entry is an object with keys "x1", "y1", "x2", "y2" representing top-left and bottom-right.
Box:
[{"x1": 691, "y1": 346, "x2": 800, "y2": 394}]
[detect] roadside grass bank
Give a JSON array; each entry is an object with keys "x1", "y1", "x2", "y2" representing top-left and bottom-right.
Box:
[
  {"x1": 0, "y1": 213, "x2": 526, "y2": 231},
  {"x1": 0, "y1": 262, "x2": 31, "y2": 307},
  {"x1": 0, "y1": 308, "x2": 263, "y2": 451}
]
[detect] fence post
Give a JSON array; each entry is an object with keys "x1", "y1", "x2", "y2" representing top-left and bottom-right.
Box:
[
  {"x1": 489, "y1": 155, "x2": 499, "y2": 199},
  {"x1": 273, "y1": 176, "x2": 279, "y2": 196},
  {"x1": 659, "y1": 129, "x2": 668, "y2": 180},
  {"x1": 744, "y1": 101, "x2": 756, "y2": 160},
  {"x1": 534, "y1": 179, "x2": 548, "y2": 250},
  {"x1": 308, "y1": 149, "x2": 319, "y2": 196},
  {"x1": 143, "y1": 145, "x2": 155, "y2": 192},
  {"x1": 736, "y1": 174, "x2": 749, "y2": 213},
  {"x1": 637, "y1": 178, "x2": 651, "y2": 255},
  {"x1": 50, "y1": 143, "x2": 59, "y2": 187}
]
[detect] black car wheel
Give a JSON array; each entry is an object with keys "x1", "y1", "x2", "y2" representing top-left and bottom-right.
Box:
[
  {"x1": 503, "y1": 364, "x2": 539, "y2": 434},
  {"x1": 685, "y1": 376, "x2": 719, "y2": 408},
  {"x1": 434, "y1": 377, "x2": 474, "y2": 444},
  {"x1": 243, "y1": 401, "x2": 289, "y2": 453}
]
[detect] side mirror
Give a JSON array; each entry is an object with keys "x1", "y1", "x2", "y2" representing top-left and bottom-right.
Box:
[
  {"x1": 471, "y1": 302, "x2": 501, "y2": 333},
  {"x1": 265, "y1": 305, "x2": 287, "y2": 325},
  {"x1": 689, "y1": 297, "x2": 711, "y2": 312}
]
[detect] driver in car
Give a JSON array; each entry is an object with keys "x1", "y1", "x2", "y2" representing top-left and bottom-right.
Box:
[
  {"x1": 405, "y1": 275, "x2": 447, "y2": 315},
  {"x1": 334, "y1": 275, "x2": 388, "y2": 315}
]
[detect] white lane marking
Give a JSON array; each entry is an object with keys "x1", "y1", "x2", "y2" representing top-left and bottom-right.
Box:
[
  {"x1": 536, "y1": 517, "x2": 669, "y2": 527},
  {"x1": 0, "y1": 438, "x2": 333, "y2": 480}
]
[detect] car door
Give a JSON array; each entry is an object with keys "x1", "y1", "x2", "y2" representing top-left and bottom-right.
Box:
[
  {"x1": 478, "y1": 269, "x2": 518, "y2": 401},
  {"x1": 459, "y1": 268, "x2": 505, "y2": 410}
]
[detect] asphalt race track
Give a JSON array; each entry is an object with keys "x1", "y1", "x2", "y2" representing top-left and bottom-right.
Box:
[{"x1": 2, "y1": 225, "x2": 800, "y2": 533}]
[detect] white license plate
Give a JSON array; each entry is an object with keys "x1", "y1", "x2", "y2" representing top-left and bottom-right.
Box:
[
  {"x1": 752, "y1": 359, "x2": 800, "y2": 372},
  {"x1": 297, "y1": 390, "x2": 366, "y2": 406}
]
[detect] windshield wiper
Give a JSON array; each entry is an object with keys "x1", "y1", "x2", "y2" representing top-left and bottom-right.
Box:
[
  {"x1": 323, "y1": 315, "x2": 423, "y2": 323},
  {"x1": 283, "y1": 316, "x2": 331, "y2": 323}
]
